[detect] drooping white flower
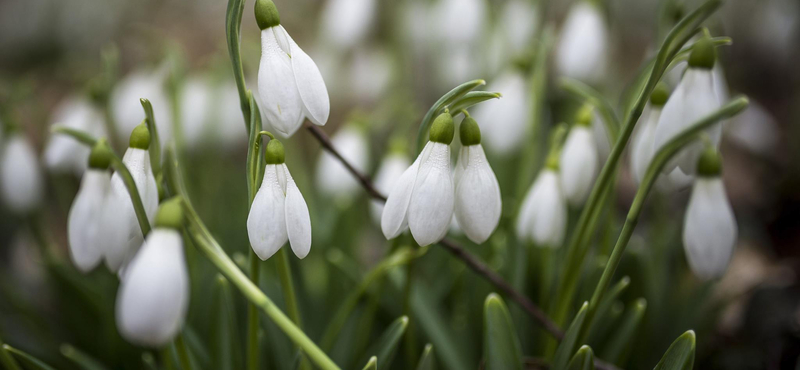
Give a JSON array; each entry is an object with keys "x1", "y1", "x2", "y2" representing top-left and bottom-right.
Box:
[
  {"x1": 472, "y1": 70, "x2": 530, "y2": 155},
  {"x1": 559, "y1": 109, "x2": 598, "y2": 206},
  {"x1": 630, "y1": 85, "x2": 670, "y2": 185},
  {"x1": 248, "y1": 139, "x2": 312, "y2": 260},
  {"x1": 370, "y1": 152, "x2": 410, "y2": 225},
  {"x1": 516, "y1": 169, "x2": 567, "y2": 247},
  {"x1": 433, "y1": 0, "x2": 487, "y2": 45},
  {"x1": 110, "y1": 67, "x2": 172, "y2": 146},
  {"x1": 44, "y1": 96, "x2": 107, "y2": 175},
  {"x1": 453, "y1": 117, "x2": 501, "y2": 244},
  {"x1": 181, "y1": 79, "x2": 248, "y2": 150},
  {"x1": 555, "y1": 1, "x2": 608, "y2": 83},
  {"x1": 501, "y1": 0, "x2": 539, "y2": 56},
  {"x1": 315, "y1": 125, "x2": 369, "y2": 199},
  {"x1": 320, "y1": 0, "x2": 376, "y2": 49},
  {"x1": 382, "y1": 113, "x2": 455, "y2": 246},
  {"x1": 180, "y1": 77, "x2": 214, "y2": 150},
  {"x1": 0, "y1": 134, "x2": 43, "y2": 213},
  {"x1": 726, "y1": 100, "x2": 779, "y2": 157},
  {"x1": 256, "y1": 1, "x2": 329, "y2": 137},
  {"x1": 682, "y1": 150, "x2": 736, "y2": 280}
]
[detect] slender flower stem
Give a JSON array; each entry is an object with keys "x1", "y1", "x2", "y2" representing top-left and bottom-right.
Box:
[
  {"x1": 0, "y1": 336, "x2": 22, "y2": 370},
  {"x1": 140, "y1": 99, "x2": 162, "y2": 177},
  {"x1": 246, "y1": 256, "x2": 260, "y2": 370},
  {"x1": 275, "y1": 248, "x2": 311, "y2": 370}
]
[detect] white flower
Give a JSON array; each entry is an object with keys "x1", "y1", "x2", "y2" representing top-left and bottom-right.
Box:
[
  {"x1": 0, "y1": 135, "x2": 43, "y2": 213},
  {"x1": 501, "y1": 0, "x2": 538, "y2": 55},
  {"x1": 370, "y1": 153, "x2": 410, "y2": 225},
  {"x1": 67, "y1": 169, "x2": 124, "y2": 272},
  {"x1": 630, "y1": 105, "x2": 660, "y2": 185},
  {"x1": 315, "y1": 126, "x2": 369, "y2": 199},
  {"x1": 382, "y1": 141, "x2": 454, "y2": 246},
  {"x1": 180, "y1": 77, "x2": 214, "y2": 150},
  {"x1": 516, "y1": 169, "x2": 567, "y2": 247},
  {"x1": 433, "y1": 0, "x2": 486, "y2": 45},
  {"x1": 105, "y1": 148, "x2": 159, "y2": 271},
  {"x1": 683, "y1": 177, "x2": 737, "y2": 280},
  {"x1": 350, "y1": 48, "x2": 394, "y2": 102},
  {"x1": 559, "y1": 125, "x2": 598, "y2": 206},
  {"x1": 116, "y1": 228, "x2": 189, "y2": 347},
  {"x1": 726, "y1": 100, "x2": 779, "y2": 157},
  {"x1": 44, "y1": 96, "x2": 106, "y2": 175},
  {"x1": 555, "y1": 1, "x2": 608, "y2": 83},
  {"x1": 472, "y1": 70, "x2": 530, "y2": 155},
  {"x1": 453, "y1": 144, "x2": 501, "y2": 244},
  {"x1": 257, "y1": 25, "x2": 329, "y2": 137},
  {"x1": 110, "y1": 68, "x2": 172, "y2": 146},
  {"x1": 320, "y1": 0, "x2": 376, "y2": 49},
  {"x1": 247, "y1": 163, "x2": 312, "y2": 260}
]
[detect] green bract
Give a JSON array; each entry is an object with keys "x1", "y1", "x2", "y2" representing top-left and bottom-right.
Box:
[
  {"x1": 429, "y1": 112, "x2": 454, "y2": 144},
  {"x1": 155, "y1": 197, "x2": 184, "y2": 230},
  {"x1": 129, "y1": 123, "x2": 151, "y2": 150},
  {"x1": 688, "y1": 36, "x2": 716, "y2": 69},
  {"x1": 254, "y1": 0, "x2": 280, "y2": 30},
  {"x1": 87, "y1": 139, "x2": 113, "y2": 170},
  {"x1": 696, "y1": 145, "x2": 722, "y2": 177},
  {"x1": 459, "y1": 116, "x2": 481, "y2": 146},
  {"x1": 265, "y1": 139, "x2": 286, "y2": 164}
]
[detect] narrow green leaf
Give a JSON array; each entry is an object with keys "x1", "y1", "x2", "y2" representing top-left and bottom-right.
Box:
[
  {"x1": 211, "y1": 275, "x2": 240, "y2": 370},
  {"x1": 3, "y1": 345, "x2": 57, "y2": 370},
  {"x1": 358, "y1": 316, "x2": 408, "y2": 368},
  {"x1": 448, "y1": 91, "x2": 501, "y2": 115},
  {"x1": 483, "y1": 294, "x2": 523, "y2": 370},
  {"x1": 653, "y1": 330, "x2": 696, "y2": 370},
  {"x1": 552, "y1": 302, "x2": 589, "y2": 370},
  {"x1": 142, "y1": 353, "x2": 158, "y2": 370},
  {"x1": 51, "y1": 126, "x2": 98, "y2": 146},
  {"x1": 592, "y1": 277, "x2": 630, "y2": 332},
  {"x1": 602, "y1": 299, "x2": 647, "y2": 364},
  {"x1": 60, "y1": 344, "x2": 108, "y2": 370},
  {"x1": 416, "y1": 344, "x2": 435, "y2": 370},
  {"x1": 566, "y1": 345, "x2": 595, "y2": 370},
  {"x1": 416, "y1": 79, "x2": 485, "y2": 152},
  {"x1": 140, "y1": 98, "x2": 161, "y2": 176},
  {"x1": 362, "y1": 356, "x2": 377, "y2": 370}
]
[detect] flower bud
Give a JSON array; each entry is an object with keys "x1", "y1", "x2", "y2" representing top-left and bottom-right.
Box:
[
  {"x1": 649, "y1": 82, "x2": 670, "y2": 107},
  {"x1": 255, "y1": 0, "x2": 281, "y2": 30},
  {"x1": 429, "y1": 111, "x2": 454, "y2": 144},
  {"x1": 575, "y1": 104, "x2": 593, "y2": 127},
  {"x1": 265, "y1": 139, "x2": 286, "y2": 164},
  {"x1": 129, "y1": 123, "x2": 150, "y2": 150},
  {"x1": 696, "y1": 146, "x2": 722, "y2": 177},
  {"x1": 459, "y1": 116, "x2": 481, "y2": 146},
  {"x1": 155, "y1": 197, "x2": 184, "y2": 230},
  {"x1": 688, "y1": 36, "x2": 716, "y2": 70},
  {"x1": 88, "y1": 140, "x2": 113, "y2": 170}
]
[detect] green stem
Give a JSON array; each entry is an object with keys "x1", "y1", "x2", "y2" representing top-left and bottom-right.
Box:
[
  {"x1": 246, "y1": 254, "x2": 260, "y2": 370},
  {"x1": 140, "y1": 98, "x2": 162, "y2": 177},
  {"x1": 275, "y1": 248, "x2": 310, "y2": 370},
  {"x1": 0, "y1": 337, "x2": 22, "y2": 370},
  {"x1": 174, "y1": 334, "x2": 193, "y2": 370},
  {"x1": 402, "y1": 258, "x2": 417, "y2": 366},
  {"x1": 226, "y1": 0, "x2": 251, "y2": 128}
]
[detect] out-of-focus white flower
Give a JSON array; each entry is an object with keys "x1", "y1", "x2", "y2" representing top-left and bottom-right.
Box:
[
  {"x1": 0, "y1": 134, "x2": 43, "y2": 214},
  {"x1": 180, "y1": 77, "x2": 214, "y2": 150},
  {"x1": 382, "y1": 113, "x2": 455, "y2": 246},
  {"x1": 45, "y1": 96, "x2": 106, "y2": 175},
  {"x1": 433, "y1": 0, "x2": 487, "y2": 45},
  {"x1": 256, "y1": 1, "x2": 329, "y2": 137},
  {"x1": 181, "y1": 78, "x2": 248, "y2": 150},
  {"x1": 438, "y1": 45, "x2": 478, "y2": 89},
  {"x1": 516, "y1": 168, "x2": 567, "y2": 247},
  {"x1": 402, "y1": 0, "x2": 430, "y2": 54},
  {"x1": 472, "y1": 70, "x2": 530, "y2": 155},
  {"x1": 110, "y1": 67, "x2": 172, "y2": 146},
  {"x1": 630, "y1": 85, "x2": 670, "y2": 185},
  {"x1": 555, "y1": 1, "x2": 608, "y2": 83},
  {"x1": 320, "y1": 0, "x2": 376, "y2": 49},
  {"x1": 559, "y1": 122, "x2": 598, "y2": 206},
  {"x1": 501, "y1": 0, "x2": 539, "y2": 55},
  {"x1": 315, "y1": 125, "x2": 369, "y2": 199},
  {"x1": 217, "y1": 82, "x2": 249, "y2": 149},
  {"x1": 726, "y1": 100, "x2": 779, "y2": 157},
  {"x1": 371, "y1": 152, "x2": 410, "y2": 225},
  {"x1": 350, "y1": 48, "x2": 394, "y2": 102},
  {"x1": 248, "y1": 139, "x2": 312, "y2": 260},
  {"x1": 453, "y1": 117, "x2": 501, "y2": 244}
]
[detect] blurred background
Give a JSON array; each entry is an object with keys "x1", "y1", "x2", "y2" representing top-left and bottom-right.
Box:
[{"x1": 0, "y1": 0, "x2": 799, "y2": 369}]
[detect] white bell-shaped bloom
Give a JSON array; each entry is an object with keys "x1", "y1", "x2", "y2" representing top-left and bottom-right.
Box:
[
  {"x1": 105, "y1": 148, "x2": 159, "y2": 271},
  {"x1": 559, "y1": 125, "x2": 598, "y2": 206},
  {"x1": 180, "y1": 77, "x2": 214, "y2": 150},
  {"x1": 0, "y1": 135, "x2": 43, "y2": 213},
  {"x1": 726, "y1": 100, "x2": 779, "y2": 157},
  {"x1": 44, "y1": 96, "x2": 106, "y2": 175},
  {"x1": 472, "y1": 70, "x2": 530, "y2": 155},
  {"x1": 110, "y1": 68, "x2": 172, "y2": 146},
  {"x1": 433, "y1": 0, "x2": 486, "y2": 45},
  {"x1": 370, "y1": 153, "x2": 410, "y2": 225},
  {"x1": 555, "y1": 1, "x2": 608, "y2": 83},
  {"x1": 315, "y1": 126, "x2": 369, "y2": 199},
  {"x1": 501, "y1": 0, "x2": 538, "y2": 55},
  {"x1": 683, "y1": 177, "x2": 737, "y2": 280},
  {"x1": 516, "y1": 169, "x2": 567, "y2": 247},
  {"x1": 68, "y1": 169, "x2": 125, "y2": 272},
  {"x1": 116, "y1": 228, "x2": 189, "y2": 347},
  {"x1": 320, "y1": 0, "x2": 376, "y2": 49},
  {"x1": 257, "y1": 25, "x2": 330, "y2": 137},
  {"x1": 248, "y1": 163, "x2": 312, "y2": 260},
  {"x1": 453, "y1": 144, "x2": 501, "y2": 244},
  {"x1": 630, "y1": 105, "x2": 660, "y2": 185}
]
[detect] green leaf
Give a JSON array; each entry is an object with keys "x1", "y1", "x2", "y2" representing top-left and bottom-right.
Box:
[
  {"x1": 416, "y1": 344, "x2": 435, "y2": 370},
  {"x1": 566, "y1": 345, "x2": 595, "y2": 370},
  {"x1": 358, "y1": 316, "x2": 408, "y2": 369},
  {"x1": 3, "y1": 345, "x2": 57, "y2": 370},
  {"x1": 602, "y1": 299, "x2": 647, "y2": 364},
  {"x1": 593, "y1": 277, "x2": 630, "y2": 329},
  {"x1": 448, "y1": 91, "x2": 501, "y2": 115},
  {"x1": 362, "y1": 356, "x2": 377, "y2": 370},
  {"x1": 653, "y1": 330, "x2": 696, "y2": 370},
  {"x1": 483, "y1": 294, "x2": 523, "y2": 370},
  {"x1": 416, "y1": 79, "x2": 485, "y2": 152},
  {"x1": 142, "y1": 353, "x2": 158, "y2": 370},
  {"x1": 552, "y1": 302, "x2": 589, "y2": 370},
  {"x1": 211, "y1": 275, "x2": 240, "y2": 370},
  {"x1": 60, "y1": 344, "x2": 108, "y2": 370},
  {"x1": 140, "y1": 98, "x2": 161, "y2": 176}
]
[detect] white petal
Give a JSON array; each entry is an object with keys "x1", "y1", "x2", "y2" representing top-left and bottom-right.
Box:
[
  {"x1": 381, "y1": 146, "x2": 426, "y2": 239},
  {"x1": 433, "y1": 0, "x2": 486, "y2": 44},
  {"x1": 726, "y1": 100, "x2": 779, "y2": 157},
  {"x1": 45, "y1": 96, "x2": 106, "y2": 175},
  {"x1": 471, "y1": 71, "x2": 530, "y2": 155},
  {"x1": 683, "y1": 178, "x2": 737, "y2": 280},
  {"x1": 285, "y1": 175, "x2": 312, "y2": 259},
  {"x1": 0, "y1": 135, "x2": 43, "y2": 213},
  {"x1": 247, "y1": 165, "x2": 288, "y2": 260},
  {"x1": 283, "y1": 26, "x2": 330, "y2": 126},
  {"x1": 315, "y1": 127, "x2": 368, "y2": 197},
  {"x1": 408, "y1": 142, "x2": 454, "y2": 246},
  {"x1": 502, "y1": 0, "x2": 538, "y2": 54},
  {"x1": 454, "y1": 145, "x2": 502, "y2": 244},
  {"x1": 370, "y1": 154, "x2": 410, "y2": 225},
  {"x1": 116, "y1": 229, "x2": 189, "y2": 347},
  {"x1": 521, "y1": 170, "x2": 567, "y2": 247},
  {"x1": 555, "y1": 2, "x2": 608, "y2": 83},
  {"x1": 559, "y1": 126, "x2": 598, "y2": 206},
  {"x1": 257, "y1": 27, "x2": 303, "y2": 136},
  {"x1": 67, "y1": 170, "x2": 110, "y2": 272},
  {"x1": 630, "y1": 106, "x2": 659, "y2": 185},
  {"x1": 516, "y1": 177, "x2": 539, "y2": 241},
  {"x1": 110, "y1": 68, "x2": 172, "y2": 147}
]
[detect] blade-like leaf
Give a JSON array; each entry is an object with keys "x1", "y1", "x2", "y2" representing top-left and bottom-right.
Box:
[
  {"x1": 567, "y1": 345, "x2": 595, "y2": 370},
  {"x1": 362, "y1": 356, "x2": 377, "y2": 370},
  {"x1": 448, "y1": 91, "x2": 501, "y2": 115},
  {"x1": 552, "y1": 302, "x2": 589, "y2": 370},
  {"x1": 483, "y1": 294, "x2": 523, "y2": 370},
  {"x1": 211, "y1": 275, "x2": 240, "y2": 370},
  {"x1": 358, "y1": 316, "x2": 408, "y2": 369},
  {"x1": 602, "y1": 299, "x2": 647, "y2": 364},
  {"x1": 3, "y1": 345, "x2": 57, "y2": 370},
  {"x1": 60, "y1": 344, "x2": 108, "y2": 370},
  {"x1": 416, "y1": 79, "x2": 486, "y2": 152},
  {"x1": 653, "y1": 330, "x2": 696, "y2": 370},
  {"x1": 416, "y1": 344, "x2": 435, "y2": 370}
]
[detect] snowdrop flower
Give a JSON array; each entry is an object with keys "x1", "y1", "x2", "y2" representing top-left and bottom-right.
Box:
[
  {"x1": 453, "y1": 116, "x2": 501, "y2": 244},
  {"x1": 382, "y1": 112, "x2": 455, "y2": 246},
  {"x1": 501, "y1": 0, "x2": 539, "y2": 55},
  {"x1": 654, "y1": 37, "x2": 721, "y2": 175},
  {"x1": 105, "y1": 124, "x2": 160, "y2": 272},
  {"x1": 44, "y1": 96, "x2": 106, "y2": 175},
  {"x1": 683, "y1": 147, "x2": 736, "y2": 280},
  {"x1": 560, "y1": 106, "x2": 599, "y2": 206},
  {"x1": 320, "y1": 0, "x2": 376, "y2": 49},
  {"x1": 630, "y1": 84, "x2": 670, "y2": 185},
  {"x1": 472, "y1": 70, "x2": 530, "y2": 155},
  {"x1": 516, "y1": 166, "x2": 567, "y2": 248},
  {"x1": 180, "y1": 77, "x2": 214, "y2": 150},
  {"x1": 247, "y1": 136, "x2": 312, "y2": 260},
  {"x1": 315, "y1": 124, "x2": 369, "y2": 199},
  {"x1": 0, "y1": 133, "x2": 43, "y2": 213},
  {"x1": 370, "y1": 147, "x2": 410, "y2": 225},
  {"x1": 110, "y1": 67, "x2": 172, "y2": 146},
  {"x1": 555, "y1": 0, "x2": 609, "y2": 84},
  {"x1": 726, "y1": 100, "x2": 779, "y2": 157},
  {"x1": 433, "y1": 0, "x2": 487, "y2": 46},
  {"x1": 67, "y1": 141, "x2": 125, "y2": 272},
  {"x1": 116, "y1": 197, "x2": 189, "y2": 347},
  {"x1": 255, "y1": 0, "x2": 330, "y2": 137}
]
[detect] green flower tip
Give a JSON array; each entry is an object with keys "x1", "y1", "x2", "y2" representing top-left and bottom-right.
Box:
[
  {"x1": 650, "y1": 82, "x2": 670, "y2": 106},
  {"x1": 88, "y1": 139, "x2": 113, "y2": 170},
  {"x1": 255, "y1": 0, "x2": 281, "y2": 30},
  {"x1": 129, "y1": 122, "x2": 151, "y2": 150},
  {"x1": 155, "y1": 197, "x2": 184, "y2": 230},
  {"x1": 688, "y1": 37, "x2": 716, "y2": 69},
  {"x1": 459, "y1": 116, "x2": 481, "y2": 146},
  {"x1": 265, "y1": 139, "x2": 286, "y2": 164},
  {"x1": 576, "y1": 104, "x2": 594, "y2": 127},
  {"x1": 696, "y1": 146, "x2": 722, "y2": 177},
  {"x1": 429, "y1": 111, "x2": 454, "y2": 144}
]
